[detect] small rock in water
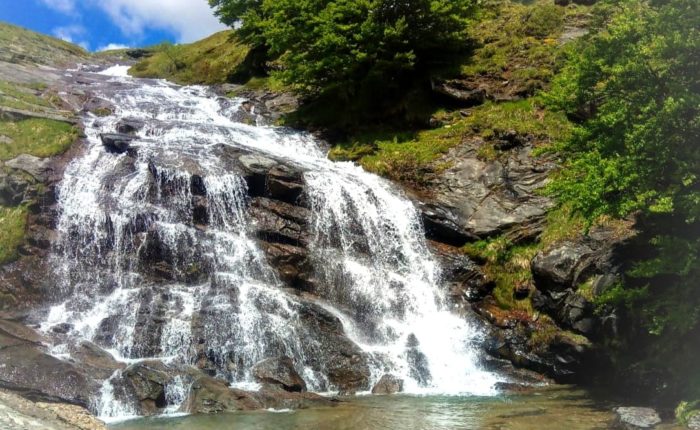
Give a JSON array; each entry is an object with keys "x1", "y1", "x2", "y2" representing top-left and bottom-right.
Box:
[
  {"x1": 100, "y1": 133, "x2": 135, "y2": 155},
  {"x1": 614, "y1": 407, "x2": 662, "y2": 429},
  {"x1": 116, "y1": 118, "x2": 145, "y2": 135},
  {"x1": 371, "y1": 374, "x2": 404, "y2": 395}
]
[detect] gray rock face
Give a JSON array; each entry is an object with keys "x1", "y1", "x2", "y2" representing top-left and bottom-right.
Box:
[
  {"x1": 5, "y1": 154, "x2": 52, "y2": 182},
  {"x1": 0, "y1": 323, "x2": 97, "y2": 408},
  {"x1": 421, "y1": 139, "x2": 555, "y2": 244},
  {"x1": 371, "y1": 374, "x2": 403, "y2": 395},
  {"x1": 252, "y1": 356, "x2": 307, "y2": 392},
  {"x1": 614, "y1": 407, "x2": 661, "y2": 429},
  {"x1": 531, "y1": 242, "x2": 595, "y2": 291},
  {"x1": 0, "y1": 173, "x2": 29, "y2": 206},
  {"x1": 688, "y1": 414, "x2": 700, "y2": 430}
]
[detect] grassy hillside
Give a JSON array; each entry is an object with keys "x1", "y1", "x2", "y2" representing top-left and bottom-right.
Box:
[
  {"x1": 0, "y1": 21, "x2": 88, "y2": 66},
  {"x1": 0, "y1": 23, "x2": 84, "y2": 265},
  {"x1": 129, "y1": 31, "x2": 250, "y2": 85}
]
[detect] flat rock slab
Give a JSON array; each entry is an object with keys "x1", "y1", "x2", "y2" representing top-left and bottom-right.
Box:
[
  {"x1": 0, "y1": 390, "x2": 105, "y2": 430},
  {"x1": 614, "y1": 407, "x2": 662, "y2": 429},
  {"x1": 5, "y1": 154, "x2": 52, "y2": 182}
]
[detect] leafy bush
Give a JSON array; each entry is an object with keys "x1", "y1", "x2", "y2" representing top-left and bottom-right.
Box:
[{"x1": 546, "y1": 0, "x2": 700, "y2": 373}]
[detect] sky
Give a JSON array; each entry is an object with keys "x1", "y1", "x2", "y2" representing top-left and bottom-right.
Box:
[{"x1": 0, "y1": 0, "x2": 228, "y2": 52}]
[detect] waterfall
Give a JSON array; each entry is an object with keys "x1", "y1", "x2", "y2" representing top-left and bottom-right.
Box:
[{"x1": 42, "y1": 66, "x2": 498, "y2": 420}]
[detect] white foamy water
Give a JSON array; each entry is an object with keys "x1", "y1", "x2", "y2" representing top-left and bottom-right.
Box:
[{"x1": 43, "y1": 67, "x2": 499, "y2": 421}]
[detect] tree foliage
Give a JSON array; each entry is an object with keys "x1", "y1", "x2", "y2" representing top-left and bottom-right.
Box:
[
  {"x1": 210, "y1": 0, "x2": 476, "y2": 107},
  {"x1": 547, "y1": 0, "x2": 700, "y2": 338}
]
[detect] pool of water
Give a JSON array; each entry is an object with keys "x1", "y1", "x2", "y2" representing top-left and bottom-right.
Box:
[{"x1": 112, "y1": 385, "x2": 674, "y2": 430}]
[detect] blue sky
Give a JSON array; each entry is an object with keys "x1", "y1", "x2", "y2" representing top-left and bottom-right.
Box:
[{"x1": 0, "y1": 0, "x2": 227, "y2": 51}]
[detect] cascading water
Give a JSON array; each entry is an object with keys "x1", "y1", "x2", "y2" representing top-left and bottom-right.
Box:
[{"x1": 42, "y1": 65, "x2": 499, "y2": 421}]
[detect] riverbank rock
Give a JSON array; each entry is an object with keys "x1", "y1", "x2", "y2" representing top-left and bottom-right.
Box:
[
  {"x1": 0, "y1": 390, "x2": 106, "y2": 430},
  {"x1": 5, "y1": 154, "x2": 53, "y2": 182},
  {"x1": 252, "y1": 356, "x2": 307, "y2": 392},
  {"x1": 0, "y1": 323, "x2": 97, "y2": 407},
  {"x1": 614, "y1": 407, "x2": 661, "y2": 429},
  {"x1": 371, "y1": 374, "x2": 404, "y2": 395}
]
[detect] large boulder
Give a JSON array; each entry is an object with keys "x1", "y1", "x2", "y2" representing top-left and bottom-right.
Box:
[
  {"x1": 252, "y1": 356, "x2": 307, "y2": 392},
  {"x1": 186, "y1": 375, "x2": 334, "y2": 414},
  {"x1": 5, "y1": 155, "x2": 52, "y2": 182},
  {"x1": 614, "y1": 407, "x2": 662, "y2": 429},
  {"x1": 420, "y1": 139, "x2": 555, "y2": 245}
]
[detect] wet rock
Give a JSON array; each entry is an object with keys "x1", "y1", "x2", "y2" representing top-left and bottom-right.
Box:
[
  {"x1": 238, "y1": 154, "x2": 277, "y2": 196},
  {"x1": 371, "y1": 374, "x2": 403, "y2": 395},
  {"x1": 100, "y1": 133, "x2": 135, "y2": 155},
  {"x1": 614, "y1": 407, "x2": 661, "y2": 429},
  {"x1": 267, "y1": 165, "x2": 306, "y2": 206},
  {"x1": 115, "y1": 118, "x2": 145, "y2": 135},
  {"x1": 69, "y1": 341, "x2": 125, "y2": 380},
  {"x1": 187, "y1": 376, "x2": 263, "y2": 413},
  {"x1": 405, "y1": 334, "x2": 431, "y2": 386},
  {"x1": 5, "y1": 154, "x2": 52, "y2": 182},
  {"x1": 295, "y1": 302, "x2": 371, "y2": 393},
  {"x1": 250, "y1": 197, "x2": 310, "y2": 247},
  {"x1": 186, "y1": 375, "x2": 334, "y2": 414},
  {"x1": 429, "y1": 241, "x2": 492, "y2": 302},
  {"x1": 0, "y1": 256, "x2": 51, "y2": 315},
  {"x1": 252, "y1": 356, "x2": 307, "y2": 392},
  {"x1": 0, "y1": 330, "x2": 96, "y2": 407},
  {"x1": 122, "y1": 361, "x2": 170, "y2": 414}
]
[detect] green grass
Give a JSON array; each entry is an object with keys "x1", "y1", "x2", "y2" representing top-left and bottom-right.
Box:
[
  {"x1": 129, "y1": 31, "x2": 250, "y2": 85},
  {"x1": 0, "y1": 118, "x2": 78, "y2": 160},
  {"x1": 452, "y1": 1, "x2": 572, "y2": 86},
  {"x1": 528, "y1": 317, "x2": 591, "y2": 352},
  {"x1": 0, "y1": 205, "x2": 27, "y2": 264},
  {"x1": 463, "y1": 205, "x2": 587, "y2": 311},
  {"x1": 464, "y1": 99, "x2": 572, "y2": 143},
  {"x1": 0, "y1": 22, "x2": 87, "y2": 66},
  {"x1": 328, "y1": 98, "x2": 571, "y2": 185},
  {"x1": 0, "y1": 80, "x2": 56, "y2": 112}
]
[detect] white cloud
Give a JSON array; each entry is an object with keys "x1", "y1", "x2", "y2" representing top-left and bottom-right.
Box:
[
  {"x1": 38, "y1": 0, "x2": 76, "y2": 14},
  {"x1": 98, "y1": 43, "x2": 131, "y2": 52},
  {"x1": 93, "y1": 0, "x2": 228, "y2": 43},
  {"x1": 52, "y1": 24, "x2": 90, "y2": 50}
]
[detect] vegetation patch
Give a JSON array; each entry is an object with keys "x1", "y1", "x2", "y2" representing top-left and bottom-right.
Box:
[
  {"x1": 0, "y1": 118, "x2": 78, "y2": 160},
  {"x1": 0, "y1": 205, "x2": 27, "y2": 264},
  {"x1": 129, "y1": 31, "x2": 250, "y2": 85}
]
